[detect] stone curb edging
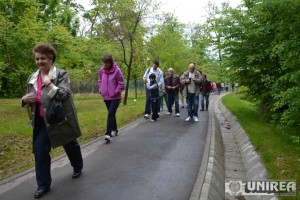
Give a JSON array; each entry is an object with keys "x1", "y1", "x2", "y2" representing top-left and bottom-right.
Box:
[
  {"x1": 190, "y1": 94, "x2": 277, "y2": 200},
  {"x1": 190, "y1": 96, "x2": 225, "y2": 200},
  {"x1": 218, "y1": 99, "x2": 278, "y2": 200}
]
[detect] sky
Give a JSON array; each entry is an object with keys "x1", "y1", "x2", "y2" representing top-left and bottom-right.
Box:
[
  {"x1": 158, "y1": 0, "x2": 242, "y2": 24},
  {"x1": 76, "y1": 0, "x2": 242, "y2": 24}
]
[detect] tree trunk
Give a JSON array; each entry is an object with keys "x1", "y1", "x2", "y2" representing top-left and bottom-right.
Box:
[
  {"x1": 134, "y1": 78, "x2": 137, "y2": 99},
  {"x1": 123, "y1": 65, "x2": 131, "y2": 105}
]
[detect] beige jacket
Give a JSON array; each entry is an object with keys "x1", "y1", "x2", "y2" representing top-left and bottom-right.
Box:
[{"x1": 180, "y1": 70, "x2": 202, "y2": 97}]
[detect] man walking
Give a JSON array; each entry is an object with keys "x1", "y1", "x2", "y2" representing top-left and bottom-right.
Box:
[
  {"x1": 164, "y1": 68, "x2": 180, "y2": 117},
  {"x1": 200, "y1": 74, "x2": 212, "y2": 111},
  {"x1": 180, "y1": 62, "x2": 202, "y2": 122},
  {"x1": 143, "y1": 61, "x2": 164, "y2": 119}
]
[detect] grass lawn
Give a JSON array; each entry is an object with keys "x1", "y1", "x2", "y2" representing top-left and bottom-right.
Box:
[
  {"x1": 0, "y1": 93, "x2": 145, "y2": 180},
  {"x1": 222, "y1": 93, "x2": 300, "y2": 199}
]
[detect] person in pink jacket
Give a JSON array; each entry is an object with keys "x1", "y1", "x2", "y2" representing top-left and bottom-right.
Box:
[{"x1": 98, "y1": 54, "x2": 124, "y2": 143}]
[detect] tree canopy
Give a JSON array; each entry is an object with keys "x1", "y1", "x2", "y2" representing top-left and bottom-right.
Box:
[{"x1": 1, "y1": 0, "x2": 299, "y2": 128}]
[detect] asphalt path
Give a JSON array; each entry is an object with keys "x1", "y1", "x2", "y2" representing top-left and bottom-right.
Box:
[{"x1": 0, "y1": 108, "x2": 208, "y2": 200}]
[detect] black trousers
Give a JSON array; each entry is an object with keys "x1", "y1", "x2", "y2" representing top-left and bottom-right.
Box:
[
  {"x1": 104, "y1": 99, "x2": 121, "y2": 136},
  {"x1": 33, "y1": 115, "x2": 83, "y2": 190},
  {"x1": 151, "y1": 99, "x2": 159, "y2": 120}
]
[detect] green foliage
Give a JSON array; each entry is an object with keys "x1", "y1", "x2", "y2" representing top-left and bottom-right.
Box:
[
  {"x1": 0, "y1": 0, "x2": 46, "y2": 97},
  {"x1": 212, "y1": 0, "x2": 300, "y2": 128},
  {"x1": 222, "y1": 94, "x2": 300, "y2": 199},
  {"x1": 86, "y1": 0, "x2": 159, "y2": 105},
  {"x1": 147, "y1": 14, "x2": 193, "y2": 74},
  {"x1": 189, "y1": 2, "x2": 233, "y2": 82},
  {"x1": 0, "y1": 0, "x2": 102, "y2": 97}
]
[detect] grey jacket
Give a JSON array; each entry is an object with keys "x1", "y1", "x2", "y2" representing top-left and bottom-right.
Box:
[
  {"x1": 180, "y1": 70, "x2": 202, "y2": 97},
  {"x1": 22, "y1": 67, "x2": 81, "y2": 148}
]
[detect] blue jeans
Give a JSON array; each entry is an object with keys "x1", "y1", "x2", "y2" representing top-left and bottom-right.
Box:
[
  {"x1": 159, "y1": 93, "x2": 168, "y2": 112},
  {"x1": 33, "y1": 115, "x2": 83, "y2": 190},
  {"x1": 186, "y1": 92, "x2": 199, "y2": 118},
  {"x1": 104, "y1": 99, "x2": 121, "y2": 136},
  {"x1": 201, "y1": 92, "x2": 210, "y2": 110},
  {"x1": 167, "y1": 93, "x2": 180, "y2": 114}
]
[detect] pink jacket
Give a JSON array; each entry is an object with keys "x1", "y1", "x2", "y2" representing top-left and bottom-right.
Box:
[{"x1": 98, "y1": 63, "x2": 124, "y2": 100}]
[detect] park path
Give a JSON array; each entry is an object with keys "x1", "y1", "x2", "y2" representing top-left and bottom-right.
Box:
[{"x1": 0, "y1": 107, "x2": 208, "y2": 200}]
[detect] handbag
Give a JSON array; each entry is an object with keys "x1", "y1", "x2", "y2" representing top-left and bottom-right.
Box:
[{"x1": 46, "y1": 90, "x2": 65, "y2": 125}]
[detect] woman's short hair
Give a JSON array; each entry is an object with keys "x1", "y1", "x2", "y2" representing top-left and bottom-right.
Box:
[
  {"x1": 33, "y1": 44, "x2": 57, "y2": 63},
  {"x1": 102, "y1": 54, "x2": 114, "y2": 66}
]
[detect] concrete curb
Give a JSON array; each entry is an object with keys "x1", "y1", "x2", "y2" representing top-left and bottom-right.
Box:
[
  {"x1": 190, "y1": 96, "x2": 225, "y2": 200},
  {"x1": 190, "y1": 93, "x2": 277, "y2": 200},
  {"x1": 219, "y1": 100, "x2": 278, "y2": 200}
]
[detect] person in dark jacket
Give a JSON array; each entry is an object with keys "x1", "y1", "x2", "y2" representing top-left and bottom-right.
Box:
[
  {"x1": 21, "y1": 44, "x2": 83, "y2": 199},
  {"x1": 98, "y1": 54, "x2": 125, "y2": 143},
  {"x1": 146, "y1": 73, "x2": 160, "y2": 122},
  {"x1": 142, "y1": 61, "x2": 164, "y2": 119},
  {"x1": 164, "y1": 68, "x2": 181, "y2": 117},
  {"x1": 200, "y1": 74, "x2": 212, "y2": 111}
]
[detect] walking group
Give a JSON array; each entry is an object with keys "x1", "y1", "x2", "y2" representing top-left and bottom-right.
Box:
[
  {"x1": 143, "y1": 61, "x2": 212, "y2": 122},
  {"x1": 21, "y1": 43, "x2": 212, "y2": 199}
]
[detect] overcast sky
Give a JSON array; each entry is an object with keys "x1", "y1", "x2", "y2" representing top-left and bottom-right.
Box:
[
  {"x1": 76, "y1": 0, "x2": 242, "y2": 24},
  {"x1": 158, "y1": 0, "x2": 242, "y2": 24}
]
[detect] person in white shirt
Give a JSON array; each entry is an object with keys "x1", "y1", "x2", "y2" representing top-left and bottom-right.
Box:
[{"x1": 142, "y1": 61, "x2": 164, "y2": 119}]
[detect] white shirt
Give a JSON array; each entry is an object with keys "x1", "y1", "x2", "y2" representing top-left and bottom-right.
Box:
[{"x1": 143, "y1": 67, "x2": 164, "y2": 89}]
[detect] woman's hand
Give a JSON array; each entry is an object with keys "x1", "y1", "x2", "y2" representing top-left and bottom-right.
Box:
[
  {"x1": 22, "y1": 92, "x2": 36, "y2": 104},
  {"x1": 41, "y1": 74, "x2": 51, "y2": 85}
]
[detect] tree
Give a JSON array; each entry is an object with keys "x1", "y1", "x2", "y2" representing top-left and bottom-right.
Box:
[
  {"x1": 0, "y1": 0, "x2": 87, "y2": 97},
  {"x1": 147, "y1": 14, "x2": 193, "y2": 74},
  {"x1": 36, "y1": 0, "x2": 82, "y2": 36},
  {"x1": 85, "y1": 0, "x2": 159, "y2": 105},
  {"x1": 211, "y1": 0, "x2": 300, "y2": 128},
  {"x1": 0, "y1": 0, "x2": 47, "y2": 97}
]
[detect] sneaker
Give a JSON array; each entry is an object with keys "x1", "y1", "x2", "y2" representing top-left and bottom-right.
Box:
[
  {"x1": 166, "y1": 112, "x2": 171, "y2": 115},
  {"x1": 150, "y1": 119, "x2": 156, "y2": 122},
  {"x1": 104, "y1": 135, "x2": 111, "y2": 142},
  {"x1": 144, "y1": 114, "x2": 149, "y2": 119},
  {"x1": 111, "y1": 130, "x2": 118, "y2": 137},
  {"x1": 185, "y1": 117, "x2": 191, "y2": 121},
  {"x1": 176, "y1": 113, "x2": 180, "y2": 117},
  {"x1": 181, "y1": 105, "x2": 185, "y2": 108},
  {"x1": 194, "y1": 116, "x2": 199, "y2": 122}
]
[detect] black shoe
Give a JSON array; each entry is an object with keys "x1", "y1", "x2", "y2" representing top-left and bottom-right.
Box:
[
  {"x1": 72, "y1": 171, "x2": 82, "y2": 179},
  {"x1": 34, "y1": 187, "x2": 49, "y2": 199},
  {"x1": 200, "y1": 109, "x2": 204, "y2": 111}
]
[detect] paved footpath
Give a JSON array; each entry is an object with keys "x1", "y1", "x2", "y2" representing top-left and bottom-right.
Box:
[{"x1": 0, "y1": 108, "x2": 208, "y2": 200}]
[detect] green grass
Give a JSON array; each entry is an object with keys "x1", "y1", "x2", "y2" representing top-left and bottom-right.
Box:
[
  {"x1": 0, "y1": 93, "x2": 145, "y2": 180},
  {"x1": 222, "y1": 93, "x2": 300, "y2": 200}
]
